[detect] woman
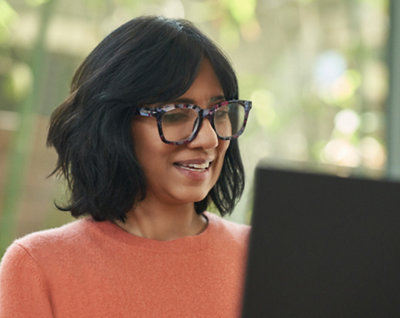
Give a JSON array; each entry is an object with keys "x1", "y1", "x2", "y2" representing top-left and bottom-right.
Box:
[{"x1": 0, "y1": 16, "x2": 252, "y2": 317}]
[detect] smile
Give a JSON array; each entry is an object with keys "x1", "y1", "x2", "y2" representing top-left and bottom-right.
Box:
[{"x1": 174, "y1": 160, "x2": 212, "y2": 172}]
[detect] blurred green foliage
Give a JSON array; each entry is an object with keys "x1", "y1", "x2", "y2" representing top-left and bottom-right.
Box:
[{"x1": 0, "y1": 0, "x2": 16, "y2": 41}]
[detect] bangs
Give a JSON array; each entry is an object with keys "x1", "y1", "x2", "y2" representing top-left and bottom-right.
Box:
[
  {"x1": 132, "y1": 35, "x2": 205, "y2": 105},
  {"x1": 93, "y1": 18, "x2": 238, "y2": 108}
]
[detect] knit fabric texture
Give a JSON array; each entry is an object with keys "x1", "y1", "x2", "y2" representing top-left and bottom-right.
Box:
[{"x1": 0, "y1": 212, "x2": 250, "y2": 318}]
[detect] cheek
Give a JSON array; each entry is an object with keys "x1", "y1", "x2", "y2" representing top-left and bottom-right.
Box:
[
  {"x1": 219, "y1": 140, "x2": 230, "y2": 158},
  {"x1": 131, "y1": 120, "x2": 164, "y2": 166},
  {"x1": 215, "y1": 141, "x2": 230, "y2": 172}
]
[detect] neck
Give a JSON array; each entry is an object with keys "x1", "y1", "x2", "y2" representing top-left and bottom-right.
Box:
[{"x1": 115, "y1": 199, "x2": 208, "y2": 241}]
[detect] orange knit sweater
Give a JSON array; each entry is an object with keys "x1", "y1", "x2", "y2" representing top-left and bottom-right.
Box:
[{"x1": 0, "y1": 212, "x2": 250, "y2": 318}]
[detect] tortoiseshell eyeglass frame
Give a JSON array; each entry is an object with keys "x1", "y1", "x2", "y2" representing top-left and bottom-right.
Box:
[{"x1": 136, "y1": 100, "x2": 252, "y2": 145}]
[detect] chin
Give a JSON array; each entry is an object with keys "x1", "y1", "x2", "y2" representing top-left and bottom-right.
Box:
[{"x1": 177, "y1": 190, "x2": 210, "y2": 204}]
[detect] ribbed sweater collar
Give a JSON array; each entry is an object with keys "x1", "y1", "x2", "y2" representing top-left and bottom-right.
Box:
[{"x1": 83, "y1": 212, "x2": 220, "y2": 254}]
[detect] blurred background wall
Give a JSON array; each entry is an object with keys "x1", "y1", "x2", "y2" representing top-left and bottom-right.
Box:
[{"x1": 0, "y1": 0, "x2": 393, "y2": 255}]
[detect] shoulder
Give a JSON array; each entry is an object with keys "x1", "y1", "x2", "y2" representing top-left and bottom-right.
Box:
[
  {"x1": 1, "y1": 218, "x2": 93, "y2": 266},
  {"x1": 16, "y1": 218, "x2": 90, "y2": 249},
  {"x1": 204, "y1": 212, "x2": 251, "y2": 244}
]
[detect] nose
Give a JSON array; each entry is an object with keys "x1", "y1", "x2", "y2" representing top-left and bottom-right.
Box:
[{"x1": 188, "y1": 118, "x2": 219, "y2": 149}]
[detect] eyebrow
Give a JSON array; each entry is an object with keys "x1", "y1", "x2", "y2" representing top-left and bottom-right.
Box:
[{"x1": 170, "y1": 95, "x2": 226, "y2": 106}]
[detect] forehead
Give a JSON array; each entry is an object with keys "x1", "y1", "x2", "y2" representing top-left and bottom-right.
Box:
[{"x1": 177, "y1": 59, "x2": 224, "y2": 105}]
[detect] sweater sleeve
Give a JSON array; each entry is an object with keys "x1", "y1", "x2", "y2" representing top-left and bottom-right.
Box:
[{"x1": 0, "y1": 242, "x2": 53, "y2": 318}]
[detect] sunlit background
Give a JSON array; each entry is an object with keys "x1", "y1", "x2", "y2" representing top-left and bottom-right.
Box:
[{"x1": 0, "y1": 0, "x2": 395, "y2": 255}]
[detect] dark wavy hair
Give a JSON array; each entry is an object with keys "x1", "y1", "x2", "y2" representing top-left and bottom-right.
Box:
[{"x1": 47, "y1": 16, "x2": 245, "y2": 222}]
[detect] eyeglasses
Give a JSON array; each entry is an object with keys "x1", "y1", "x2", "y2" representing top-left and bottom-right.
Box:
[{"x1": 136, "y1": 100, "x2": 252, "y2": 145}]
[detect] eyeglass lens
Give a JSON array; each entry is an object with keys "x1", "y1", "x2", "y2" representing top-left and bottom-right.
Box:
[{"x1": 160, "y1": 102, "x2": 246, "y2": 143}]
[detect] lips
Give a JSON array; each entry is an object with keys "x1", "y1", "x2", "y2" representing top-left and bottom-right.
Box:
[{"x1": 174, "y1": 159, "x2": 213, "y2": 172}]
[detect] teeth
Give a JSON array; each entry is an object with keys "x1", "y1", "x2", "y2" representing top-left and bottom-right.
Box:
[
  {"x1": 178, "y1": 161, "x2": 211, "y2": 171},
  {"x1": 187, "y1": 162, "x2": 210, "y2": 169}
]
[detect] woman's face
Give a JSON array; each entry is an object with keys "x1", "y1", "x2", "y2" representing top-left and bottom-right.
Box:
[{"x1": 131, "y1": 59, "x2": 230, "y2": 207}]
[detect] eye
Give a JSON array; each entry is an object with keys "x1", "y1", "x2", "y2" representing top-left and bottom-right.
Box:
[
  {"x1": 162, "y1": 108, "x2": 194, "y2": 124},
  {"x1": 214, "y1": 106, "x2": 230, "y2": 121}
]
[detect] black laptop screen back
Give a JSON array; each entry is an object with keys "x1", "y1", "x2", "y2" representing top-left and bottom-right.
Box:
[{"x1": 242, "y1": 165, "x2": 400, "y2": 318}]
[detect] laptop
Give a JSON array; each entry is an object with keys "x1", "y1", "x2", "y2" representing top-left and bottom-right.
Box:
[{"x1": 241, "y1": 160, "x2": 400, "y2": 318}]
